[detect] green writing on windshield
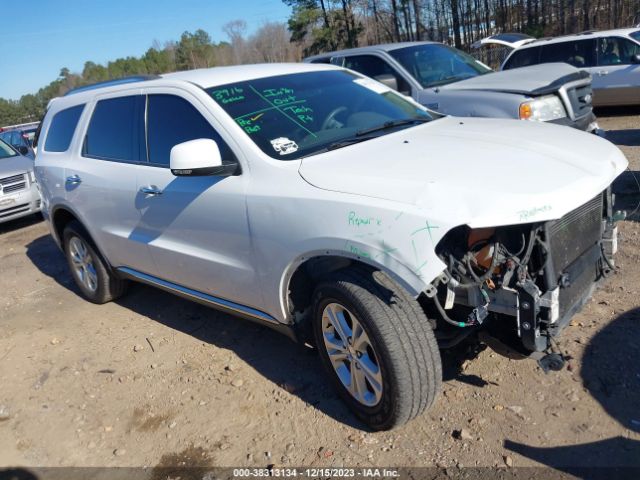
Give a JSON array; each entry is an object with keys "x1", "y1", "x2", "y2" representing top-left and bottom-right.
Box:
[{"x1": 211, "y1": 87, "x2": 245, "y2": 104}]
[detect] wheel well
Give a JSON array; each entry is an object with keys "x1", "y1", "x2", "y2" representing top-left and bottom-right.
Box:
[
  {"x1": 287, "y1": 256, "x2": 375, "y2": 341},
  {"x1": 52, "y1": 208, "x2": 79, "y2": 243}
]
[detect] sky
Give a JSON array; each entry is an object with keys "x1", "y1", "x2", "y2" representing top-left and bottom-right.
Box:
[{"x1": 0, "y1": 0, "x2": 292, "y2": 100}]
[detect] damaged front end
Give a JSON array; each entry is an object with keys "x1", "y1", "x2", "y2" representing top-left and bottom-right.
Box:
[{"x1": 427, "y1": 188, "x2": 621, "y2": 357}]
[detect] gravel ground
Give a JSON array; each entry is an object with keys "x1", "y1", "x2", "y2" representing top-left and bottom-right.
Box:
[{"x1": 0, "y1": 110, "x2": 639, "y2": 474}]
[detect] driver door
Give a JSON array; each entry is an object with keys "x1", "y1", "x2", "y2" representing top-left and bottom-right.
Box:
[{"x1": 133, "y1": 89, "x2": 260, "y2": 309}]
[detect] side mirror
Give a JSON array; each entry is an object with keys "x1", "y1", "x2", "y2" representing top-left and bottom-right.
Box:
[
  {"x1": 170, "y1": 138, "x2": 237, "y2": 177},
  {"x1": 374, "y1": 74, "x2": 399, "y2": 92},
  {"x1": 632, "y1": 54, "x2": 640, "y2": 64},
  {"x1": 17, "y1": 146, "x2": 29, "y2": 156}
]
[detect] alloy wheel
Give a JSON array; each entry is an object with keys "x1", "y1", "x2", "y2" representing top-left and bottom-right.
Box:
[
  {"x1": 321, "y1": 302, "x2": 383, "y2": 406},
  {"x1": 69, "y1": 236, "x2": 98, "y2": 292}
]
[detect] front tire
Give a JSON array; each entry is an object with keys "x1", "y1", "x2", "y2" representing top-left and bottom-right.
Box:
[
  {"x1": 312, "y1": 267, "x2": 441, "y2": 430},
  {"x1": 62, "y1": 221, "x2": 127, "y2": 304}
]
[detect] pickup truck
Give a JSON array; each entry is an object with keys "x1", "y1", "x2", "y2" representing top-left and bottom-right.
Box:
[{"x1": 306, "y1": 41, "x2": 600, "y2": 133}]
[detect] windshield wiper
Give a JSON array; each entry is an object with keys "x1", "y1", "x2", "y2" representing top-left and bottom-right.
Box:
[
  {"x1": 304, "y1": 118, "x2": 430, "y2": 157},
  {"x1": 426, "y1": 74, "x2": 478, "y2": 88},
  {"x1": 327, "y1": 135, "x2": 377, "y2": 151},
  {"x1": 355, "y1": 118, "x2": 430, "y2": 137}
]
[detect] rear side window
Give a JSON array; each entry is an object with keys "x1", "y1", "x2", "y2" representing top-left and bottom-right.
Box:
[
  {"x1": 540, "y1": 39, "x2": 596, "y2": 67},
  {"x1": 44, "y1": 104, "x2": 84, "y2": 152},
  {"x1": 84, "y1": 96, "x2": 143, "y2": 162},
  {"x1": 503, "y1": 46, "x2": 541, "y2": 69},
  {"x1": 146, "y1": 94, "x2": 234, "y2": 167}
]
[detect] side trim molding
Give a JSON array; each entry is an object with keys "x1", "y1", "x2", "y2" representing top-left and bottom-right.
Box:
[{"x1": 117, "y1": 267, "x2": 282, "y2": 327}]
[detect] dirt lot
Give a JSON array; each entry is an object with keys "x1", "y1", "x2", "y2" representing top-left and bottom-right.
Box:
[{"x1": 1, "y1": 111, "x2": 639, "y2": 474}]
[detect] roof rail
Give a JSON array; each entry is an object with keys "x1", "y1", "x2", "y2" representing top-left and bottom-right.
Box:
[{"x1": 64, "y1": 75, "x2": 161, "y2": 96}]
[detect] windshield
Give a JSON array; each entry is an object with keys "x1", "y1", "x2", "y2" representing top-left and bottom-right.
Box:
[
  {"x1": 389, "y1": 44, "x2": 492, "y2": 88},
  {"x1": 207, "y1": 70, "x2": 432, "y2": 160},
  {"x1": 631, "y1": 30, "x2": 640, "y2": 42},
  {"x1": 0, "y1": 139, "x2": 18, "y2": 159}
]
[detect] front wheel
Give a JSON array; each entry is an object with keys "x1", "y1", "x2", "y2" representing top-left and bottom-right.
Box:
[{"x1": 312, "y1": 267, "x2": 442, "y2": 430}]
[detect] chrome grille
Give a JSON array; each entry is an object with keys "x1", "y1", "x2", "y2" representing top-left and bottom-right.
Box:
[
  {"x1": 0, "y1": 173, "x2": 27, "y2": 195},
  {"x1": 0, "y1": 203, "x2": 30, "y2": 218},
  {"x1": 566, "y1": 83, "x2": 593, "y2": 119}
]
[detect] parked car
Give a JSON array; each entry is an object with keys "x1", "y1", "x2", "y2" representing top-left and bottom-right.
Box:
[
  {"x1": 501, "y1": 28, "x2": 640, "y2": 106},
  {"x1": 0, "y1": 138, "x2": 41, "y2": 224},
  {"x1": 305, "y1": 42, "x2": 600, "y2": 133},
  {"x1": 0, "y1": 122, "x2": 39, "y2": 159},
  {"x1": 35, "y1": 65, "x2": 627, "y2": 430}
]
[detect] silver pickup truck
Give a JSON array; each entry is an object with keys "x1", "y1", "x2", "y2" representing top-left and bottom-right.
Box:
[{"x1": 306, "y1": 41, "x2": 599, "y2": 133}]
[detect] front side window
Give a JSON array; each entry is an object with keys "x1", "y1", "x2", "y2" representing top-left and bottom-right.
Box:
[
  {"x1": 598, "y1": 36, "x2": 640, "y2": 65},
  {"x1": 208, "y1": 70, "x2": 432, "y2": 160},
  {"x1": 146, "y1": 94, "x2": 234, "y2": 167},
  {"x1": 390, "y1": 44, "x2": 492, "y2": 87},
  {"x1": 503, "y1": 46, "x2": 541, "y2": 70},
  {"x1": 0, "y1": 139, "x2": 18, "y2": 159},
  {"x1": 44, "y1": 104, "x2": 85, "y2": 152},
  {"x1": 540, "y1": 39, "x2": 596, "y2": 67},
  {"x1": 83, "y1": 96, "x2": 143, "y2": 162},
  {"x1": 342, "y1": 55, "x2": 411, "y2": 93},
  {"x1": 10, "y1": 132, "x2": 21, "y2": 148}
]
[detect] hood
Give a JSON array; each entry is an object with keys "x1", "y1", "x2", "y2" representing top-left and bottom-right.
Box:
[
  {"x1": 298, "y1": 116, "x2": 628, "y2": 228},
  {"x1": 440, "y1": 63, "x2": 588, "y2": 95},
  {"x1": 0, "y1": 155, "x2": 33, "y2": 179}
]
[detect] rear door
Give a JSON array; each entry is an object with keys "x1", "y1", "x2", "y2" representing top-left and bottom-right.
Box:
[
  {"x1": 67, "y1": 92, "x2": 156, "y2": 273},
  {"x1": 593, "y1": 36, "x2": 640, "y2": 106},
  {"x1": 135, "y1": 89, "x2": 258, "y2": 307},
  {"x1": 36, "y1": 103, "x2": 86, "y2": 223}
]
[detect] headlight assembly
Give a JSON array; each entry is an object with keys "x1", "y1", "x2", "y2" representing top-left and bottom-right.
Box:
[{"x1": 519, "y1": 95, "x2": 567, "y2": 122}]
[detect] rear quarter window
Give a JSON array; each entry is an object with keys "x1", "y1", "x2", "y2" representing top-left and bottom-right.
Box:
[
  {"x1": 44, "y1": 104, "x2": 85, "y2": 152},
  {"x1": 503, "y1": 46, "x2": 541, "y2": 69}
]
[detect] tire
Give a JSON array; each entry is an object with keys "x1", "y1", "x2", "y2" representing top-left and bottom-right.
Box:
[
  {"x1": 62, "y1": 221, "x2": 127, "y2": 304},
  {"x1": 312, "y1": 267, "x2": 442, "y2": 430}
]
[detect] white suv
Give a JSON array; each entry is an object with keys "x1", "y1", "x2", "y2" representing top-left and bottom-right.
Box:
[
  {"x1": 502, "y1": 28, "x2": 640, "y2": 106},
  {"x1": 35, "y1": 63, "x2": 627, "y2": 430}
]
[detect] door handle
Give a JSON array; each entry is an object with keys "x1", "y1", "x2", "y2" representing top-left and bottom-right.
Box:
[
  {"x1": 66, "y1": 175, "x2": 82, "y2": 185},
  {"x1": 139, "y1": 185, "x2": 163, "y2": 196},
  {"x1": 597, "y1": 70, "x2": 609, "y2": 76}
]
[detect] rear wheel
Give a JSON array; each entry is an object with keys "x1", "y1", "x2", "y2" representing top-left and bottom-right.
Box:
[
  {"x1": 312, "y1": 267, "x2": 441, "y2": 430},
  {"x1": 62, "y1": 221, "x2": 127, "y2": 304}
]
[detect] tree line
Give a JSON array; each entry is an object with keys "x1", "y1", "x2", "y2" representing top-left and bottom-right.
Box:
[
  {"x1": 287, "y1": 0, "x2": 640, "y2": 53},
  {"x1": 2, "y1": 1, "x2": 639, "y2": 126},
  {"x1": 0, "y1": 23, "x2": 300, "y2": 126}
]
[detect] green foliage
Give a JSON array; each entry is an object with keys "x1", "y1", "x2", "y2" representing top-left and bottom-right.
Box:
[{"x1": 286, "y1": 0, "x2": 362, "y2": 56}]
